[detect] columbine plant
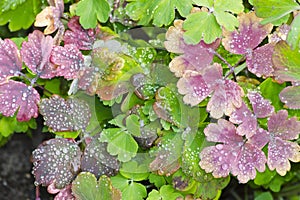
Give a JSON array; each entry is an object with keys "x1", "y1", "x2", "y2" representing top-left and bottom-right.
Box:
[{"x1": 0, "y1": 0, "x2": 300, "y2": 199}]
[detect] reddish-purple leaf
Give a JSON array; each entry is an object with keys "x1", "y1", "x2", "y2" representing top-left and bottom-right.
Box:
[
  {"x1": 207, "y1": 79, "x2": 244, "y2": 119},
  {"x1": 269, "y1": 24, "x2": 290, "y2": 43},
  {"x1": 53, "y1": 184, "x2": 75, "y2": 200},
  {"x1": 64, "y1": 16, "x2": 98, "y2": 50},
  {"x1": 21, "y1": 30, "x2": 57, "y2": 78},
  {"x1": 165, "y1": 19, "x2": 220, "y2": 76},
  {"x1": 266, "y1": 110, "x2": 300, "y2": 175},
  {"x1": 246, "y1": 43, "x2": 275, "y2": 77},
  {"x1": 229, "y1": 103, "x2": 257, "y2": 138},
  {"x1": 81, "y1": 136, "x2": 120, "y2": 178},
  {"x1": 279, "y1": 86, "x2": 300, "y2": 109},
  {"x1": 247, "y1": 91, "x2": 274, "y2": 118},
  {"x1": 32, "y1": 138, "x2": 82, "y2": 189},
  {"x1": 77, "y1": 67, "x2": 100, "y2": 95},
  {"x1": 50, "y1": 44, "x2": 84, "y2": 79},
  {"x1": 39, "y1": 95, "x2": 91, "y2": 132},
  {"x1": 0, "y1": 80, "x2": 40, "y2": 121},
  {"x1": 222, "y1": 12, "x2": 273, "y2": 55},
  {"x1": 0, "y1": 39, "x2": 22, "y2": 82},
  {"x1": 200, "y1": 119, "x2": 267, "y2": 183}
]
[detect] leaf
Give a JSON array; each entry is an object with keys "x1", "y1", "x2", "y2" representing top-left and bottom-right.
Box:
[
  {"x1": 64, "y1": 16, "x2": 98, "y2": 50},
  {"x1": 287, "y1": 13, "x2": 300, "y2": 50},
  {"x1": 147, "y1": 185, "x2": 183, "y2": 200},
  {"x1": 254, "y1": 166, "x2": 276, "y2": 186},
  {"x1": 81, "y1": 136, "x2": 120, "y2": 178},
  {"x1": 183, "y1": 11, "x2": 222, "y2": 44},
  {"x1": 21, "y1": 30, "x2": 56, "y2": 79},
  {"x1": 247, "y1": 91, "x2": 274, "y2": 118},
  {"x1": 0, "y1": 80, "x2": 40, "y2": 121},
  {"x1": 222, "y1": 12, "x2": 273, "y2": 55},
  {"x1": 39, "y1": 95, "x2": 91, "y2": 132},
  {"x1": 72, "y1": 172, "x2": 121, "y2": 200},
  {"x1": 272, "y1": 41, "x2": 300, "y2": 82},
  {"x1": 126, "y1": 114, "x2": 141, "y2": 137},
  {"x1": 125, "y1": 0, "x2": 193, "y2": 27},
  {"x1": 32, "y1": 138, "x2": 82, "y2": 189},
  {"x1": 279, "y1": 86, "x2": 300, "y2": 109},
  {"x1": 0, "y1": 0, "x2": 26, "y2": 14},
  {"x1": 149, "y1": 132, "x2": 183, "y2": 176},
  {"x1": 0, "y1": 38, "x2": 22, "y2": 82},
  {"x1": 266, "y1": 110, "x2": 300, "y2": 176},
  {"x1": 50, "y1": 44, "x2": 84, "y2": 79},
  {"x1": 120, "y1": 160, "x2": 150, "y2": 181},
  {"x1": 255, "y1": 192, "x2": 273, "y2": 200},
  {"x1": 76, "y1": 0, "x2": 110, "y2": 29},
  {"x1": 252, "y1": 0, "x2": 300, "y2": 25},
  {"x1": 100, "y1": 128, "x2": 139, "y2": 162},
  {"x1": 148, "y1": 173, "x2": 166, "y2": 188},
  {"x1": 0, "y1": 0, "x2": 42, "y2": 31}
]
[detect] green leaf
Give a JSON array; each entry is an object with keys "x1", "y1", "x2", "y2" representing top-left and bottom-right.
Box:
[
  {"x1": 147, "y1": 185, "x2": 183, "y2": 200},
  {"x1": 100, "y1": 128, "x2": 139, "y2": 162},
  {"x1": 287, "y1": 13, "x2": 300, "y2": 50},
  {"x1": 252, "y1": 0, "x2": 300, "y2": 25},
  {"x1": 0, "y1": 0, "x2": 26, "y2": 14},
  {"x1": 255, "y1": 192, "x2": 273, "y2": 200},
  {"x1": 259, "y1": 78, "x2": 286, "y2": 111},
  {"x1": 0, "y1": 115, "x2": 36, "y2": 137},
  {"x1": 183, "y1": 11, "x2": 222, "y2": 44},
  {"x1": 126, "y1": 114, "x2": 141, "y2": 137},
  {"x1": 76, "y1": 0, "x2": 110, "y2": 29},
  {"x1": 148, "y1": 173, "x2": 166, "y2": 188},
  {"x1": 72, "y1": 172, "x2": 120, "y2": 200},
  {"x1": 125, "y1": 0, "x2": 193, "y2": 27},
  {"x1": 254, "y1": 166, "x2": 276, "y2": 186},
  {"x1": 0, "y1": 0, "x2": 42, "y2": 31},
  {"x1": 120, "y1": 160, "x2": 149, "y2": 181}
]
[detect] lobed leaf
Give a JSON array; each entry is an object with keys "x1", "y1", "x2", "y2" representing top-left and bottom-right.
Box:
[
  {"x1": 21, "y1": 30, "x2": 56, "y2": 79},
  {"x1": 0, "y1": 80, "x2": 40, "y2": 121},
  {"x1": 32, "y1": 138, "x2": 82, "y2": 189},
  {"x1": 81, "y1": 136, "x2": 120, "y2": 178},
  {"x1": 0, "y1": 0, "x2": 26, "y2": 14},
  {"x1": 279, "y1": 86, "x2": 300, "y2": 109},
  {"x1": 247, "y1": 91, "x2": 274, "y2": 118},
  {"x1": 287, "y1": 13, "x2": 300, "y2": 50},
  {"x1": 64, "y1": 16, "x2": 98, "y2": 50},
  {"x1": 39, "y1": 95, "x2": 91, "y2": 132},
  {"x1": 222, "y1": 12, "x2": 273, "y2": 55},
  {"x1": 50, "y1": 44, "x2": 84, "y2": 79},
  {"x1": 72, "y1": 172, "x2": 121, "y2": 200},
  {"x1": 0, "y1": 38, "x2": 22, "y2": 82}
]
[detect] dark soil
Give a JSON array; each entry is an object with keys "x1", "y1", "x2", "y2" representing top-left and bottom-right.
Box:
[{"x1": 0, "y1": 132, "x2": 54, "y2": 200}]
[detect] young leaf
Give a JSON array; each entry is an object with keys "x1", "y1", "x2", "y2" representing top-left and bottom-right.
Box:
[
  {"x1": 125, "y1": 0, "x2": 193, "y2": 27},
  {"x1": 50, "y1": 44, "x2": 84, "y2": 79},
  {"x1": 0, "y1": 38, "x2": 22, "y2": 82},
  {"x1": 287, "y1": 13, "x2": 300, "y2": 50},
  {"x1": 100, "y1": 128, "x2": 139, "y2": 162},
  {"x1": 32, "y1": 138, "x2": 82, "y2": 189},
  {"x1": 39, "y1": 95, "x2": 91, "y2": 132},
  {"x1": 81, "y1": 136, "x2": 120, "y2": 178},
  {"x1": 252, "y1": 0, "x2": 300, "y2": 25},
  {"x1": 279, "y1": 86, "x2": 300, "y2": 109},
  {"x1": 76, "y1": 0, "x2": 110, "y2": 29},
  {"x1": 64, "y1": 16, "x2": 98, "y2": 50},
  {"x1": 0, "y1": 80, "x2": 40, "y2": 121},
  {"x1": 266, "y1": 110, "x2": 300, "y2": 175},
  {"x1": 120, "y1": 160, "x2": 150, "y2": 181},
  {"x1": 147, "y1": 185, "x2": 183, "y2": 200},
  {"x1": 21, "y1": 30, "x2": 57, "y2": 79},
  {"x1": 72, "y1": 172, "x2": 121, "y2": 200}
]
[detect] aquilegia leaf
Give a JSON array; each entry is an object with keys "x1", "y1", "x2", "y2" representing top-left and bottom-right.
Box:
[
  {"x1": 21, "y1": 30, "x2": 57, "y2": 78},
  {"x1": 0, "y1": 80, "x2": 40, "y2": 121},
  {"x1": 32, "y1": 138, "x2": 81, "y2": 189},
  {"x1": 0, "y1": 38, "x2": 22, "y2": 82}
]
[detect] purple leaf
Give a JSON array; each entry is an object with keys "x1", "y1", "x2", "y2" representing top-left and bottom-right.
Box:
[
  {"x1": 50, "y1": 44, "x2": 84, "y2": 79},
  {"x1": 266, "y1": 110, "x2": 300, "y2": 175},
  {"x1": 222, "y1": 12, "x2": 273, "y2": 55},
  {"x1": 0, "y1": 80, "x2": 40, "y2": 121},
  {"x1": 246, "y1": 43, "x2": 275, "y2": 77},
  {"x1": 229, "y1": 103, "x2": 257, "y2": 138},
  {"x1": 39, "y1": 95, "x2": 91, "y2": 132},
  {"x1": 269, "y1": 24, "x2": 290, "y2": 43},
  {"x1": 21, "y1": 30, "x2": 57, "y2": 78},
  {"x1": 207, "y1": 79, "x2": 244, "y2": 119},
  {"x1": 53, "y1": 185, "x2": 74, "y2": 200},
  {"x1": 64, "y1": 16, "x2": 98, "y2": 50},
  {"x1": 81, "y1": 136, "x2": 120, "y2": 178},
  {"x1": 165, "y1": 19, "x2": 220, "y2": 76},
  {"x1": 77, "y1": 67, "x2": 100, "y2": 95},
  {"x1": 247, "y1": 91, "x2": 274, "y2": 118},
  {"x1": 200, "y1": 119, "x2": 267, "y2": 183},
  {"x1": 279, "y1": 86, "x2": 300, "y2": 109},
  {"x1": 32, "y1": 138, "x2": 82, "y2": 189},
  {"x1": 0, "y1": 39, "x2": 22, "y2": 82}
]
